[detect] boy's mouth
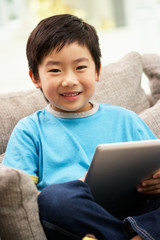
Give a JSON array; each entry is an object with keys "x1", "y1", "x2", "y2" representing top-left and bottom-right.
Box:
[
  {"x1": 60, "y1": 92, "x2": 81, "y2": 97},
  {"x1": 60, "y1": 91, "x2": 82, "y2": 100}
]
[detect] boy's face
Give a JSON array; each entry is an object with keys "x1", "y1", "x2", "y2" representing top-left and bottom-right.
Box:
[{"x1": 30, "y1": 42, "x2": 101, "y2": 113}]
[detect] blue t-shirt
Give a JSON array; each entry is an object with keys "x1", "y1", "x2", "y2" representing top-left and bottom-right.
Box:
[{"x1": 3, "y1": 103, "x2": 156, "y2": 190}]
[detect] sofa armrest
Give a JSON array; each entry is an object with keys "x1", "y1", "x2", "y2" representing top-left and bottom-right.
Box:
[
  {"x1": 139, "y1": 99, "x2": 160, "y2": 139},
  {"x1": 0, "y1": 164, "x2": 47, "y2": 240}
]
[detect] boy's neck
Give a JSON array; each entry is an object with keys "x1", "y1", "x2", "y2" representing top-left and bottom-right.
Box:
[{"x1": 46, "y1": 101, "x2": 99, "y2": 119}]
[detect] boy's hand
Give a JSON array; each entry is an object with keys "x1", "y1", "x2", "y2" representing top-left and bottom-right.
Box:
[
  {"x1": 79, "y1": 172, "x2": 87, "y2": 182},
  {"x1": 130, "y1": 235, "x2": 144, "y2": 240},
  {"x1": 137, "y1": 169, "x2": 160, "y2": 194}
]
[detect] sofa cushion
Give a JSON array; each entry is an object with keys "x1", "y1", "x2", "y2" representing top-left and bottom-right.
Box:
[
  {"x1": 0, "y1": 89, "x2": 47, "y2": 155},
  {"x1": 142, "y1": 53, "x2": 160, "y2": 105},
  {"x1": 91, "y1": 52, "x2": 150, "y2": 113},
  {"x1": 0, "y1": 164, "x2": 47, "y2": 240},
  {"x1": 139, "y1": 99, "x2": 160, "y2": 139},
  {"x1": 0, "y1": 153, "x2": 5, "y2": 163}
]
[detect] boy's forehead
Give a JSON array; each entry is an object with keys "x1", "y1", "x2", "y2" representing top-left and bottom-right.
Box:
[
  {"x1": 43, "y1": 42, "x2": 91, "y2": 60},
  {"x1": 49, "y1": 41, "x2": 90, "y2": 55}
]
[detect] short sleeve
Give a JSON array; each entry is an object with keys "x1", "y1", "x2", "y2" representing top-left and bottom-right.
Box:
[
  {"x1": 2, "y1": 119, "x2": 39, "y2": 184},
  {"x1": 132, "y1": 112, "x2": 157, "y2": 141}
]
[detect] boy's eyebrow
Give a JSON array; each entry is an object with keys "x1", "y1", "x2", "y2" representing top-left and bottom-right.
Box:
[
  {"x1": 45, "y1": 58, "x2": 89, "y2": 67},
  {"x1": 45, "y1": 61, "x2": 61, "y2": 66},
  {"x1": 73, "y1": 57, "x2": 89, "y2": 64}
]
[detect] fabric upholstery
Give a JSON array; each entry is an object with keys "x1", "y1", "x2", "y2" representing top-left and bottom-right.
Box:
[
  {"x1": 0, "y1": 164, "x2": 47, "y2": 239},
  {"x1": 0, "y1": 153, "x2": 5, "y2": 163},
  {"x1": 142, "y1": 53, "x2": 160, "y2": 105},
  {"x1": 0, "y1": 89, "x2": 47, "y2": 155},
  {"x1": 139, "y1": 99, "x2": 160, "y2": 139},
  {"x1": 92, "y1": 52, "x2": 150, "y2": 113}
]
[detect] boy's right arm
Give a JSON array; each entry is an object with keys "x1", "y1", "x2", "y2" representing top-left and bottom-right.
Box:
[{"x1": 2, "y1": 120, "x2": 39, "y2": 183}]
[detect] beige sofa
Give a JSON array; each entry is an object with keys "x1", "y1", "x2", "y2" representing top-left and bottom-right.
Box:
[{"x1": 0, "y1": 52, "x2": 160, "y2": 240}]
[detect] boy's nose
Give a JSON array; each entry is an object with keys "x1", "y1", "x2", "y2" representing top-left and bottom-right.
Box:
[{"x1": 62, "y1": 72, "x2": 78, "y2": 87}]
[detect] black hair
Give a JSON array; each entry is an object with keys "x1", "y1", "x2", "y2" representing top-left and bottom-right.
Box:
[{"x1": 26, "y1": 14, "x2": 101, "y2": 79}]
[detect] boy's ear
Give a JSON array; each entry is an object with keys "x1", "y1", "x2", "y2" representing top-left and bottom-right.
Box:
[
  {"x1": 29, "y1": 70, "x2": 42, "y2": 88},
  {"x1": 96, "y1": 61, "x2": 101, "y2": 82}
]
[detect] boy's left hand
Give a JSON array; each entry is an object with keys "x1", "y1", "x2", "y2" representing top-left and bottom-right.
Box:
[
  {"x1": 79, "y1": 172, "x2": 87, "y2": 182},
  {"x1": 137, "y1": 169, "x2": 160, "y2": 194}
]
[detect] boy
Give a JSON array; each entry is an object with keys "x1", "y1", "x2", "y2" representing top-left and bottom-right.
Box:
[{"x1": 3, "y1": 14, "x2": 160, "y2": 240}]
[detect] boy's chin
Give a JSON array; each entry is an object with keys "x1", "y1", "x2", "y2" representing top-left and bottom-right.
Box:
[{"x1": 51, "y1": 102, "x2": 92, "y2": 113}]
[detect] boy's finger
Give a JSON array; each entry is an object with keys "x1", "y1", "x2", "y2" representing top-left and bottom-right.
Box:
[
  {"x1": 138, "y1": 189, "x2": 160, "y2": 194},
  {"x1": 153, "y1": 170, "x2": 160, "y2": 179},
  {"x1": 137, "y1": 184, "x2": 160, "y2": 193},
  {"x1": 141, "y1": 177, "x2": 160, "y2": 187}
]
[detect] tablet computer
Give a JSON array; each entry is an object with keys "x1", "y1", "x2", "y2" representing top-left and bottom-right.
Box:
[{"x1": 85, "y1": 140, "x2": 160, "y2": 219}]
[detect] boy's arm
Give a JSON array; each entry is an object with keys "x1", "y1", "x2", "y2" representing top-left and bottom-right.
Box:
[{"x1": 3, "y1": 120, "x2": 39, "y2": 182}]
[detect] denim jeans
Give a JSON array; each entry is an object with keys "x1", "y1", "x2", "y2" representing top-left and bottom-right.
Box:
[{"x1": 38, "y1": 180, "x2": 160, "y2": 240}]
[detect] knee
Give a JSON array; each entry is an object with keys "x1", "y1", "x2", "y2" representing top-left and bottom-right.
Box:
[
  {"x1": 38, "y1": 183, "x2": 69, "y2": 218},
  {"x1": 38, "y1": 180, "x2": 92, "y2": 220}
]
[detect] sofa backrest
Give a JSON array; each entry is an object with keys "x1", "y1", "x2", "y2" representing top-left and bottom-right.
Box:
[
  {"x1": 0, "y1": 90, "x2": 47, "y2": 155},
  {"x1": 92, "y1": 52, "x2": 150, "y2": 113}
]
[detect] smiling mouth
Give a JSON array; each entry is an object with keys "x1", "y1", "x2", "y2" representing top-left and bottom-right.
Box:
[{"x1": 60, "y1": 92, "x2": 81, "y2": 97}]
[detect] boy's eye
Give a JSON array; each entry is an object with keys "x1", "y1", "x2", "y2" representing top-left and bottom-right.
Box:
[
  {"x1": 49, "y1": 69, "x2": 61, "y2": 73},
  {"x1": 76, "y1": 66, "x2": 87, "y2": 70}
]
